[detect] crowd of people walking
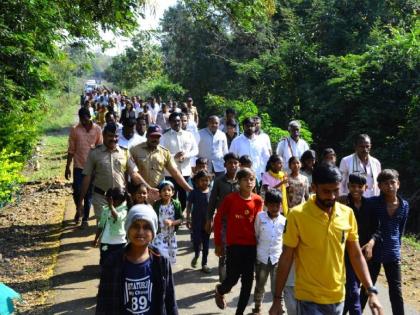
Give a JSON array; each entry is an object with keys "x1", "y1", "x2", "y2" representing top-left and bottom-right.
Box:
[{"x1": 65, "y1": 86, "x2": 409, "y2": 315}]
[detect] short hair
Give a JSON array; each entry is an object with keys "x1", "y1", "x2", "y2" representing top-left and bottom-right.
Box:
[
  {"x1": 226, "y1": 119, "x2": 237, "y2": 128},
  {"x1": 105, "y1": 111, "x2": 115, "y2": 120},
  {"x1": 123, "y1": 118, "x2": 137, "y2": 128},
  {"x1": 225, "y1": 108, "x2": 236, "y2": 115},
  {"x1": 242, "y1": 117, "x2": 255, "y2": 126},
  {"x1": 288, "y1": 120, "x2": 301, "y2": 129},
  {"x1": 349, "y1": 173, "x2": 367, "y2": 185},
  {"x1": 103, "y1": 122, "x2": 117, "y2": 134},
  {"x1": 169, "y1": 112, "x2": 181, "y2": 121},
  {"x1": 300, "y1": 150, "x2": 316, "y2": 163},
  {"x1": 312, "y1": 163, "x2": 343, "y2": 185},
  {"x1": 253, "y1": 115, "x2": 261, "y2": 121},
  {"x1": 322, "y1": 148, "x2": 336, "y2": 158},
  {"x1": 105, "y1": 187, "x2": 126, "y2": 202},
  {"x1": 78, "y1": 107, "x2": 91, "y2": 118},
  {"x1": 224, "y1": 152, "x2": 240, "y2": 163},
  {"x1": 265, "y1": 188, "x2": 282, "y2": 204},
  {"x1": 193, "y1": 170, "x2": 211, "y2": 182},
  {"x1": 128, "y1": 182, "x2": 148, "y2": 194},
  {"x1": 288, "y1": 156, "x2": 300, "y2": 167},
  {"x1": 377, "y1": 169, "x2": 399, "y2": 183},
  {"x1": 179, "y1": 112, "x2": 188, "y2": 119},
  {"x1": 195, "y1": 157, "x2": 208, "y2": 165},
  {"x1": 237, "y1": 168, "x2": 255, "y2": 181},
  {"x1": 354, "y1": 134, "x2": 371, "y2": 145},
  {"x1": 239, "y1": 155, "x2": 252, "y2": 166},
  {"x1": 207, "y1": 115, "x2": 219, "y2": 122},
  {"x1": 136, "y1": 116, "x2": 146, "y2": 122}
]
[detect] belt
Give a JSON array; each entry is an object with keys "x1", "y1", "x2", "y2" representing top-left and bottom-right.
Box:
[{"x1": 94, "y1": 186, "x2": 106, "y2": 196}]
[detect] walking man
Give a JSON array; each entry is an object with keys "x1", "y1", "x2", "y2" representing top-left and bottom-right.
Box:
[
  {"x1": 269, "y1": 163, "x2": 383, "y2": 315},
  {"x1": 65, "y1": 107, "x2": 102, "y2": 227}
]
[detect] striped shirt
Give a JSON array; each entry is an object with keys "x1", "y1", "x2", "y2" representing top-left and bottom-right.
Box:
[
  {"x1": 368, "y1": 195, "x2": 409, "y2": 263},
  {"x1": 68, "y1": 123, "x2": 102, "y2": 169}
]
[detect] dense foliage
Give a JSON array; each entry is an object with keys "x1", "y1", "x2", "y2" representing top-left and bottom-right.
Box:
[{"x1": 0, "y1": 0, "x2": 147, "y2": 203}]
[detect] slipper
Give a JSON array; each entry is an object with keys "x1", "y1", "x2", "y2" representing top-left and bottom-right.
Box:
[{"x1": 214, "y1": 284, "x2": 226, "y2": 310}]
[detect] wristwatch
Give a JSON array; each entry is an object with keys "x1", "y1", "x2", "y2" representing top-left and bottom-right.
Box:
[{"x1": 366, "y1": 286, "x2": 379, "y2": 295}]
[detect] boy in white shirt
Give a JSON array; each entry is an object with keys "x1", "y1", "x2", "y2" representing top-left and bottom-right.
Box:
[{"x1": 252, "y1": 188, "x2": 286, "y2": 315}]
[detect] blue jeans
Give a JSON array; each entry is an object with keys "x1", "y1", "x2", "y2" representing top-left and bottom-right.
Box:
[
  {"x1": 72, "y1": 168, "x2": 92, "y2": 221},
  {"x1": 297, "y1": 300, "x2": 344, "y2": 315},
  {"x1": 343, "y1": 253, "x2": 362, "y2": 314}
]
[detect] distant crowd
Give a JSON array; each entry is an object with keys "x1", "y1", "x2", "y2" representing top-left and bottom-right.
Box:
[{"x1": 64, "y1": 86, "x2": 408, "y2": 315}]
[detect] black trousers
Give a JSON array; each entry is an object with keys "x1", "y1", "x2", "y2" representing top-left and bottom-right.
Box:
[
  {"x1": 360, "y1": 260, "x2": 404, "y2": 315},
  {"x1": 166, "y1": 176, "x2": 189, "y2": 211},
  {"x1": 219, "y1": 245, "x2": 256, "y2": 315}
]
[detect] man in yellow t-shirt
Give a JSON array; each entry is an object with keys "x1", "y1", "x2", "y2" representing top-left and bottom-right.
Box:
[{"x1": 269, "y1": 163, "x2": 383, "y2": 315}]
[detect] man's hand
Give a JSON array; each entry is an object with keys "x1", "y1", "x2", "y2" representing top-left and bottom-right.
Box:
[
  {"x1": 215, "y1": 245, "x2": 224, "y2": 257},
  {"x1": 65, "y1": 166, "x2": 71, "y2": 180},
  {"x1": 148, "y1": 187, "x2": 160, "y2": 202},
  {"x1": 368, "y1": 294, "x2": 383, "y2": 315},
  {"x1": 361, "y1": 240, "x2": 374, "y2": 261},
  {"x1": 269, "y1": 300, "x2": 284, "y2": 315},
  {"x1": 174, "y1": 152, "x2": 185, "y2": 162},
  {"x1": 204, "y1": 219, "x2": 212, "y2": 234}
]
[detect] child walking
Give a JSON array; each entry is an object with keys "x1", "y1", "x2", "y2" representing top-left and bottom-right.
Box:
[
  {"x1": 94, "y1": 188, "x2": 128, "y2": 266},
  {"x1": 186, "y1": 170, "x2": 212, "y2": 273},
  {"x1": 96, "y1": 205, "x2": 178, "y2": 314},
  {"x1": 262, "y1": 154, "x2": 289, "y2": 215},
  {"x1": 152, "y1": 180, "x2": 183, "y2": 264},
  {"x1": 339, "y1": 173, "x2": 380, "y2": 315},
  {"x1": 287, "y1": 156, "x2": 309, "y2": 208},
  {"x1": 213, "y1": 168, "x2": 263, "y2": 315},
  {"x1": 360, "y1": 169, "x2": 409, "y2": 315},
  {"x1": 251, "y1": 189, "x2": 286, "y2": 315},
  {"x1": 206, "y1": 153, "x2": 240, "y2": 282}
]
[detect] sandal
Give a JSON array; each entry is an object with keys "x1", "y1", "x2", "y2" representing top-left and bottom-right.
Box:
[{"x1": 214, "y1": 284, "x2": 226, "y2": 310}]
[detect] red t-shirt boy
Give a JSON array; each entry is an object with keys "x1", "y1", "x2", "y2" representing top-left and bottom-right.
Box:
[{"x1": 213, "y1": 168, "x2": 263, "y2": 314}]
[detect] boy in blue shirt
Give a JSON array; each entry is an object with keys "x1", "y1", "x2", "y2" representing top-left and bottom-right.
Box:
[{"x1": 360, "y1": 169, "x2": 409, "y2": 315}]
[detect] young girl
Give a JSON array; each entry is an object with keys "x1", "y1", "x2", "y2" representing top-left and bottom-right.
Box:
[
  {"x1": 94, "y1": 188, "x2": 128, "y2": 266},
  {"x1": 261, "y1": 154, "x2": 289, "y2": 215},
  {"x1": 300, "y1": 149, "x2": 316, "y2": 189},
  {"x1": 96, "y1": 205, "x2": 179, "y2": 314},
  {"x1": 152, "y1": 181, "x2": 183, "y2": 264},
  {"x1": 128, "y1": 182, "x2": 149, "y2": 209},
  {"x1": 186, "y1": 170, "x2": 212, "y2": 273},
  {"x1": 287, "y1": 156, "x2": 310, "y2": 208}
]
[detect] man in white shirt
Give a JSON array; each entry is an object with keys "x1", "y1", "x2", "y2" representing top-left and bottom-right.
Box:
[
  {"x1": 339, "y1": 134, "x2": 381, "y2": 197},
  {"x1": 198, "y1": 116, "x2": 229, "y2": 177},
  {"x1": 118, "y1": 118, "x2": 145, "y2": 150},
  {"x1": 146, "y1": 96, "x2": 160, "y2": 124},
  {"x1": 254, "y1": 115, "x2": 272, "y2": 155},
  {"x1": 229, "y1": 117, "x2": 270, "y2": 181},
  {"x1": 276, "y1": 120, "x2": 309, "y2": 171},
  {"x1": 160, "y1": 112, "x2": 198, "y2": 209}
]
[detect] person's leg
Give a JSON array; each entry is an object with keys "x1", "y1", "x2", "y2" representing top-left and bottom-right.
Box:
[
  {"x1": 297, "y1": 300, "x2": 323, "y2": 315},
  {"x1": 218, "y1": 254, "x2": 227, "y2": 282},
  {"x1": 269, "y1": 262, "x2": 278, "y2": 299},
  {"x1": 201, "y1": 230, "x2": 210, "y2": 267},
  {"x1": 284, "y1": 286, "x2": 298, "y2": 315},
  {"x1": 383, "y1": 260, "x2": 404, "y2": 315},
  {"x1": 236, "y1": 246, "x2": 256, "y2": 315},
  {"x1": 218, "y1": 245, "x2": 242, "y2": 294},
  {"x1": 82, "y1": 173, "x2": 93, "y2": 222},
  {"x1": 177, "y1": 176, "x2": 189, "y2": 211},
  {"x1": 253, "y1": 261, "x2": 270, "y2": 313},
  {"x1": 360, "y1": 260, "x2": 381, "y2": 310},
  {"x1": 72, "y1": 168, "x2": 83, "y2": 222},
  {"x1": 343, "y1": 253, "x2": 362, "y2": 315}
]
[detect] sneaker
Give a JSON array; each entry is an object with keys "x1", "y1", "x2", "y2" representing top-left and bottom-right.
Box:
[
  {"x1": 251, "y1": 307, "x2": 262, "y2": 315},
  {"x1": 191, "y1": 256, "x2": 198, "y2": 268},
  {"x1": 201, "y1": 265, "x2": 211, "y2": 274},
  {"x1": 214, "y1": 284, "x2": 226, "y2": 310},
  {"x1": 80, "y1": 221, "x2": 88, "y2": 229}
]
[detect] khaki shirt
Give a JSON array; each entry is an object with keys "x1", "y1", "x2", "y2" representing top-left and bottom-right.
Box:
[
  {"x1": 83, "y1": 144, "x2": 130, "y2": 192},
  {"x1": 130, "y1": 142, "x2": 176, "y2": 188}
]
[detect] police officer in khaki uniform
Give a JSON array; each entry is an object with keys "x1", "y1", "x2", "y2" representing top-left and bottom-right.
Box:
[
  {"x1": 77, "y1": 123, "x2": 141, "y2": 226},
  {"x1": 130, "y1": 125, "x2": 193, "y2": 201}
]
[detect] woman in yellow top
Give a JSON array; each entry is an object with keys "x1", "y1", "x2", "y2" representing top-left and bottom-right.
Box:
[{"x1": 261, "y1": 154, "x2": 289, "y2": 215}]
